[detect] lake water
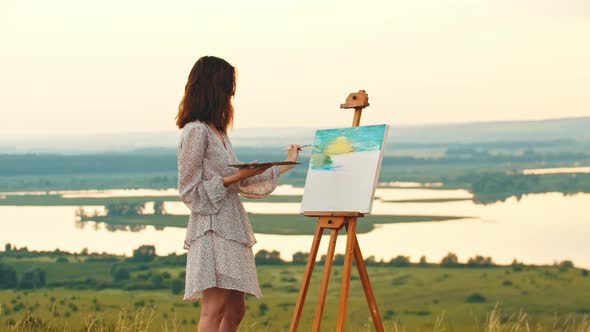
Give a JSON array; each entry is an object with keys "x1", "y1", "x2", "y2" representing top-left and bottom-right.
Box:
[
  {"x1": 1, "y1": 186, "x2": 589, "y2": 268},
  {"x1": 522, "y1": 166, "x2": 590, "y2": 175}
]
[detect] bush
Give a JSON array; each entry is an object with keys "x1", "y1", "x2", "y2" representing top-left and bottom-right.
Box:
[
  {"x1": 384, "y1": 309, "x2": 395, "y2": 320},
  {"x1": 19, "y1": 267, "x2": 46, "y2": 289},
  {"x1": 137, "y1": 272, "x2": 152, "y2": 281},
  {"x1": 465, "y1": 292, "x2": 487, "y2": 303},
  {"x1": 171, "y1": 278, "x2": 184, "y2": 295},
  {"x1": 151, "y1": 273, "x2": 165, "y2": 288},
  {"x1": 55, "y1": 256, "x2": 69, "y2": 263},
  {"x1": 0, "y1": 263, "x2": 18, "y2": 288},
  {"x1": 259, "y1": 303, "x2": 269, "y2": 316},
  {"x1": 112, "y1": 268, "x2": 130, "y2": 281}
]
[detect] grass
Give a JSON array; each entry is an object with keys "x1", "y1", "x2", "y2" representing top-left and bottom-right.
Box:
[{"x1": 1, "y1": 265, "x2": 590, "y2": 331}]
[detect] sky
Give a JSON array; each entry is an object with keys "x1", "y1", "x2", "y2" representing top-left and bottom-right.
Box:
[{"x1": 1, "y1": 0, "x2": 589, "y2": 137}]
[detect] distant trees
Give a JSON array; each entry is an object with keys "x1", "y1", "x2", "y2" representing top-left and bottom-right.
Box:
[
  {"x1": 440, "y1": 253, "x2": 460, "y2": 267},
  {"x1": 255, "y1": 250, "x2": 283, "y2": 265},
  {"x1": 105, "y1": 202, "x2": 145, "y2": 216},
  {"x1": 388, "y1": 255, "x2": 411, "y2": 267},
  {"x1": 0, "y1": 243, "x2": 28, "y2": 255},
  {"x1": 292, "y1": 251, "x2": 309, "y2": 265},
  {"x1": 130, "y1": 245, "x2": 156, "y2": 262},
  {"x1": 460, "y1": 172, "x2": 590, "y2": 204},
  {"x1": 319, "y1": 254, "x2": 345, "y2": 265},
  {"x1": 365, "y1": 256, "x2": 379, "y2": 266},
  {"x1": 555, "y1": 260, "x2": 575, "y2": 272},
  {"x1": 74, "y1": 207, "x2": 88, "y2": 219},
  {"x1": 466, "y1": 255, "x2": 495, "y2": 267},
  {"x1": 419, "y1": 256, "x2": 428, "y2": 266},
  {"x1": 153, "y1": 200, "x2": 166, "y2": 215},
  {"x1": 440, "y1": 252, "x2": 498, "y2": 268}
]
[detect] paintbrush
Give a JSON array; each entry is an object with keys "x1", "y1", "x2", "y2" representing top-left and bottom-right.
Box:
[{"x1": 282, "y1": 144, "x2": 311, "y2": 151}]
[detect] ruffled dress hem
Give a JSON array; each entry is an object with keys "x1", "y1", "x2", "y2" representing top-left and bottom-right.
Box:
[{"x1": 182, "y1": 230, "x2": 263, "y2": 302}]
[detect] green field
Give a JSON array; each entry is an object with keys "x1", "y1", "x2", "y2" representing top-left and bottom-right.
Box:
[{"x1": 1, "y1": 259, "x2": 589, "y2": 331}]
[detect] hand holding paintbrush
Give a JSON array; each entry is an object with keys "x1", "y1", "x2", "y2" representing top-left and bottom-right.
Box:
[
  {"x1": 282, "y1": 144, "x2": 310, "y2": 151},
  {"x1": 280, "y1": 144, "x2": 306, "y2": 173}
]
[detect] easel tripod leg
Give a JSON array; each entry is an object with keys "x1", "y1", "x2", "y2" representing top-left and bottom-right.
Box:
[
  {"x1": 336, "y1": 218, "x2": 356, "y2": 331},
  {"x1": 353, "y1": 235, "x2": 385, "y2": 332},
  {"x1": 289, "y1": 225, "x2": 324, "y2": 332},
  {"x1": 312, "y1": 228, "x2": 338, "y2": 331}
]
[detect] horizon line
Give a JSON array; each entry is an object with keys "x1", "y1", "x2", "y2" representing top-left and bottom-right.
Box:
[{"x1": 1, "y1": 115, "x2": 588, "y2": 140}]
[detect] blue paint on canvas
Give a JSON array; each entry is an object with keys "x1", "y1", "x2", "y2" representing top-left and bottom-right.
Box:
[{"x1": 309, "y1": 124, "x2": 387, "y2": 171}]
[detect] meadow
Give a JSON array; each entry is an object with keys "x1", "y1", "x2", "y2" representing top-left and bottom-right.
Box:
[{"x1": 1, "y1": 248, "x2": 589, "y2": 331}]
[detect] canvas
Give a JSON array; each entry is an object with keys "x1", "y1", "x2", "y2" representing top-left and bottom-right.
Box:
[{"x1": 300, "y1": 123, "x2": 389, "y2": 214}]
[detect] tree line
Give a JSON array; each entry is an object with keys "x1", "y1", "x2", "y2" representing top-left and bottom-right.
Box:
[{"x1": 1, "y1": 243, "x2": 584, "y2": 295}]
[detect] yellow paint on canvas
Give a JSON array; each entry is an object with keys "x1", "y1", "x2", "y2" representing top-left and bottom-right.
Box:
[{"x1": 323, "y1": 136, "x2": 354, "y2": 156}]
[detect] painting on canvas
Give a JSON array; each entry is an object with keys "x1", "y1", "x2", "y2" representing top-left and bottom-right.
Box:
[{"x1": 300, "y1": 123, "x2": 389, "y2": 214}]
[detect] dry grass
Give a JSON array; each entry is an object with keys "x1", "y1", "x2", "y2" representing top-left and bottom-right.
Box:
[{"x1": 5, "y1": 302, "x2": 590, "y2": 332}]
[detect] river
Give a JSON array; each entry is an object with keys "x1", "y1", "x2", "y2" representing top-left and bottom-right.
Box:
[{"x1": 0, "y1": 186, "x2": 588, "y2": 268}]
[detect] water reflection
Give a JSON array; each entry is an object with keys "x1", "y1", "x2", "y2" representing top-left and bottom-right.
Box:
[{"x1": 76, "y1": 219, "x2": 167, "y2": 232}]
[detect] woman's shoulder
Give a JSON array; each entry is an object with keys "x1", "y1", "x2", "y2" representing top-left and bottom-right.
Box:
[
  {"x1": 183, "y1": 119, "x2": 208, "y2": 130},
  {"x1": 180, "y1": 120, "x2": 209, "y2": 137},
  {"x1": 179, "y1": 120, "x2": 211, "y2": 149}
]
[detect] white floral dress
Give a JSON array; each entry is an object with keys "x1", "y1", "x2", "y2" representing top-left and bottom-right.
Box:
[{"x1": 177, "y1": 120, "x2": 280, "y2": 302}]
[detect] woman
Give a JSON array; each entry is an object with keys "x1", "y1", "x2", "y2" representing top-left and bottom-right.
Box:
[{"x1": 175, "y1": 55, "x2": 300, "y2": 332}]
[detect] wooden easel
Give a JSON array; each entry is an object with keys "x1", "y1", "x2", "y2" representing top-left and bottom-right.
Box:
[{"x1": 289, "y1": 90, "x2": 384, "y2": 332}]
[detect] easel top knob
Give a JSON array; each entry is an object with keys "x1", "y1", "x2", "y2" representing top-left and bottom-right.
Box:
[{"x1": 340, "y1": 90, "x2": 369, "y2": 109}]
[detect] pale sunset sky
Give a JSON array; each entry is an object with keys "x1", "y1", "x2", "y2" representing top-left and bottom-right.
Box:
[{"x1": 1, "y1": 0, "x2": 589, "y2": 137}]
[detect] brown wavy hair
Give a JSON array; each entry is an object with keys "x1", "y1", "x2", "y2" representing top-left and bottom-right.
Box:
[{"x1": 175, "y1": 56, "x2": 236, "y2": 133}]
